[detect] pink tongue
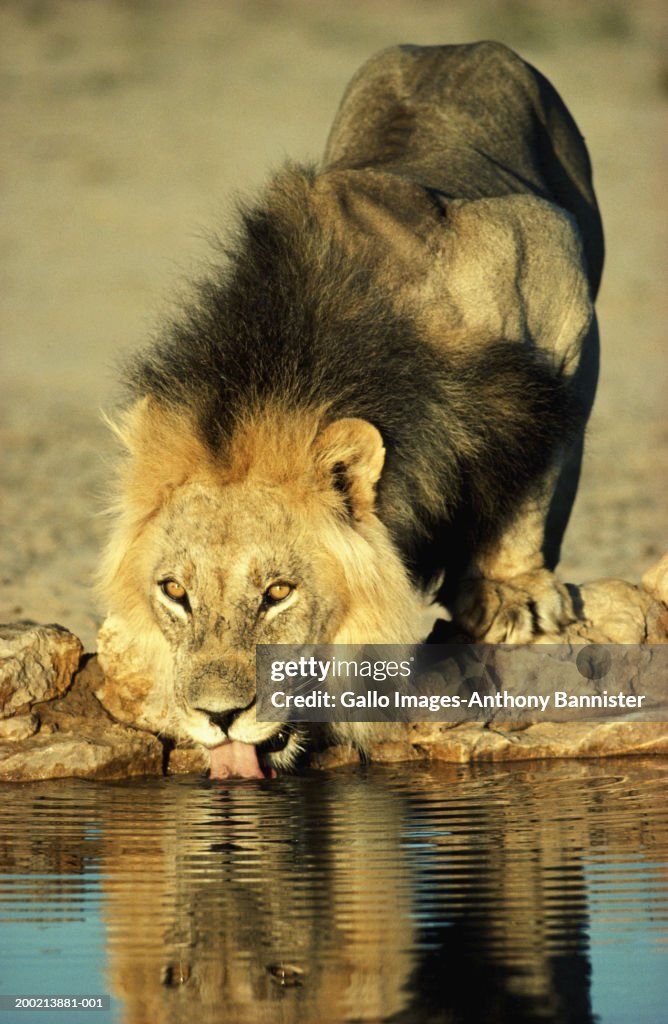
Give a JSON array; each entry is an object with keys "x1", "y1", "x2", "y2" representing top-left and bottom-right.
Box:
[{"x1": 209, "y1": 740, "x2": 266, "y2": 780}]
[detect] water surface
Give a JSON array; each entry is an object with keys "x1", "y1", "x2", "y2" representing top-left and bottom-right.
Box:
[{"x1": 0, "y1": 759, "x2": 666, "y2": 1023}]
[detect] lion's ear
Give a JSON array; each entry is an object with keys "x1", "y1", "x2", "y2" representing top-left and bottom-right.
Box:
[
  {"x1": 313, "y1": 417, "x2": 385, "y2": 518},
  {"x1": 105, "y1": 396, "x2": 215, "y2": 518}
]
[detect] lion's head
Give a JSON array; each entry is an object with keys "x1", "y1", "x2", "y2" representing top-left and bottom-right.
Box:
[{"x1": 97, "y1": 399, "x2": 426, "y2": 776}]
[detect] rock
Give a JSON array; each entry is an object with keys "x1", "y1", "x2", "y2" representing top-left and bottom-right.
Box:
[
  {"x1": 646, "y1": 601, "x2": 668, "y2": 645},
  {"x1": 0, "y1": 622, "x2": 83, "y2": 717},
  {"x1": 167, "y1": 746, "x2": 209, "y2": 775},
  {"x1": 555, "y1": 579, "x2": 658, "y2": 643},
  {"x1": 365, "y1": 740, "x2": 424, "y2": 763},
  {"x1": 0, "y1": 626, "x2": 198, "y2": 780},
  {"x1": 642, "y1": 552, "x2": 668, "y2": 604},
  {"x1": 0, "y1": 731, "x2": 162, "y2": 782},
  {"x1": 0, "y1": 656, "x2": 164, "y2": 781},
  {"x1": 0, "y1": 714, "x2": 39, "y2": 741},
  {"x1": 641, "y1": 553, "x2": 668, "y2": 640},
  {"x1": 357, "y1": 718, "x2": 668, "y2": 765},
  {"x1": 417, "y1": 721, "x2": 668, "y2": 762},
  {"x1": 309, "y1": 745, "x2": 361, "y2": 769}
]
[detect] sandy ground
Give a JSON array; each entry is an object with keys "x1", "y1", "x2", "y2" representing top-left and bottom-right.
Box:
[{"x1": 1, "y1": 0, "x2": 666, "y2": 651}]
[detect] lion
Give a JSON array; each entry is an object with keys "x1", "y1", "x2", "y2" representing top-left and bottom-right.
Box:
[{"x1": 97, "y1": 42, "x2": 604, "y2": 777}]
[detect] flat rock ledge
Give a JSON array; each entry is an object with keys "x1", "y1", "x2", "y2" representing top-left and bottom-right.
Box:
[
  {"x1": 0, "y1": 555, "x2": 666, "y2": 781},
  {"x1": 0, "y1": 653, "x2": 166, "y2": 782}
]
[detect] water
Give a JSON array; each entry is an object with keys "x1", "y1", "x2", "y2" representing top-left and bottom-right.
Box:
[{"x1": 0, "y1": 759, "x2": 666, "y2": 1024}]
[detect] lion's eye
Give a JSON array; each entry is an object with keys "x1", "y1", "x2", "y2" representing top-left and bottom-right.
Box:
[
  {"x1": 265, "y1": 582, "x2": 294, "y2": 605},
  {"x1": 160, "y1": 579, "x2": 188, "y2": 604}
]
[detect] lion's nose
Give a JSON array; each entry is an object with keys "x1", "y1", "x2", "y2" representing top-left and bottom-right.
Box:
[{"x1": 196, "y1": 707, "x2": 247, "y2": 735}]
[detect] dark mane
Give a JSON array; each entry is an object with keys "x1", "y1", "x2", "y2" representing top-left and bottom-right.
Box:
[{"x1": 125, "y1": 166, "x2": 582, "y2": 587}]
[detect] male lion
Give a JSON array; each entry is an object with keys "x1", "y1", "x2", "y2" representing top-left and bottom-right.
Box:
[{"x1": 98, "y1": 43, "x2": 603, "y2": 778}]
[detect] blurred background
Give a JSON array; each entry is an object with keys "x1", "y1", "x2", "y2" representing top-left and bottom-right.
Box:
[{"x1": 1, "y1": 0, "x2": 666, "y2": 649}]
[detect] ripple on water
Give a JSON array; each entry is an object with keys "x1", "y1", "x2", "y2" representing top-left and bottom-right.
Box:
[{"x1": 0, "y1": 759, "x2": 666, "y2": 1023}]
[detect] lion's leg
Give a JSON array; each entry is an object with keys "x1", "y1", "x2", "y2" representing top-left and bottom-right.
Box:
[
  {"x1": 453, "y1": 301, "x2": 599, "y2": 642},
  {"x1": 453, "y1": 450, "x2": 579, "y2": 642},
  {"x1": 542, "y1": 434, "x2": 585, "y2": 571}
]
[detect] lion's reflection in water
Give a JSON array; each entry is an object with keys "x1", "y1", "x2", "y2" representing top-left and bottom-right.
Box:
[
  {"x1": 103, "y1": 775, "x2": 417, "y2": 1023},
  {"x1": 2, "y1": 761, "x2": 667, "y2": 1023}
]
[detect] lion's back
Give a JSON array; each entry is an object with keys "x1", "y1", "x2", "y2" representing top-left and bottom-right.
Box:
[{"x1": 324, "y1": 42, "x2": 603, "y2": 296}]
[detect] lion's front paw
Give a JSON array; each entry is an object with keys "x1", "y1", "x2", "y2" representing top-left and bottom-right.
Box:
[{"x1": 454, "y1": 570, "x2": 574, "y2": 642}]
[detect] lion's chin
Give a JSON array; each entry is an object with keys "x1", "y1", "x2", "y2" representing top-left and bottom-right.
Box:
[{"x1": 209, "y1": 740, "x2": 276, "y2": 781}]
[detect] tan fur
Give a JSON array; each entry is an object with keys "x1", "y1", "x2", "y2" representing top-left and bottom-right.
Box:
[
  {"x1": 98, "y1": 43, "x2": 604, "y2": 765},
  {"x1": 97, "y1": 402, "x2": 427, "y2": 760}
]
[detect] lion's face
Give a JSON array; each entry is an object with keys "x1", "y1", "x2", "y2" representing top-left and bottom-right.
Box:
[
  {"x1": 139, "y1": 479, "x2": 350, "y2": 759},
  {"x1": 97, "y1": 406, "x2": 426, "y2": 775}
]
